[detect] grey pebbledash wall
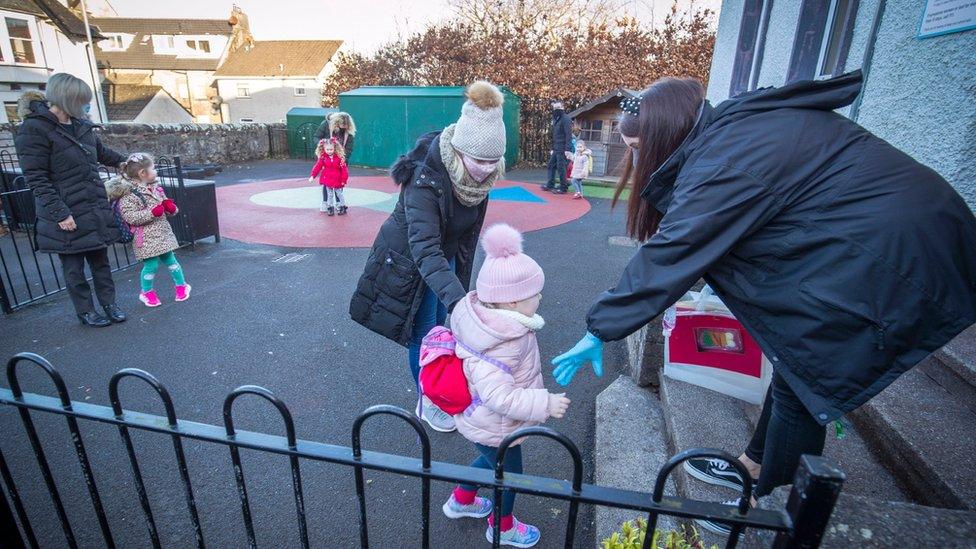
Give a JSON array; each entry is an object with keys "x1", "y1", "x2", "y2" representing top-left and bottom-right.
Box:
[
  {"x1": 0, "y1": 122, "x2": 286, "y2": 166},
  {"x1": 706, "y1": 1, "x2": 976, "y2": 211}
]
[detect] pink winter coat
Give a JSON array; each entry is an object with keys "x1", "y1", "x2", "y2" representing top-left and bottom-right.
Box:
[
  {"x1": 569, "y1": 149, "x2": 592, "y2": 179},
  {"x1": 310, "y1": 153, "x2": 349, "y2": 189},
  {"x1": 451, "y1": 292, "x2": 551, "y2": 447}
]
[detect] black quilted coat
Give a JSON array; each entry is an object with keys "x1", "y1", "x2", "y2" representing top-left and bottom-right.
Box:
[
  {"x1": 349, "y1": 131, "x2": 488, "y2": 346},
  {"x1": 14, "y1": 96, "x2": 125, "y2": 254}
]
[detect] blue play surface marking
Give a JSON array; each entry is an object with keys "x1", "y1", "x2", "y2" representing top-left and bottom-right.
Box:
[{"x1": 489, "y1": 186, "x2": 547, "y2": 203}]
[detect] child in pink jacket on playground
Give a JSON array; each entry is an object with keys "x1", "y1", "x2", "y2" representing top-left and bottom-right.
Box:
[{"x1": 441, "y1": 223, "x2": 570, "y2": 548}]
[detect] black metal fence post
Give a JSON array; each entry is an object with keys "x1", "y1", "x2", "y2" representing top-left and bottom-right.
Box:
[
  {"x1": 0, "y1": 451, "x2": 28, "y2": 549},
  {"x1": 351, "y1": 405, "x2": 432, "y2": 549},
  {"x1": 491, "y1": 427, "x2": 584, "y2": 548},
  {"x1": 773, "y1": 455, "x2": 846, "y2": 548},
  {"x1": 172, "y1": 156, "x2": 195, "y2": 246}
]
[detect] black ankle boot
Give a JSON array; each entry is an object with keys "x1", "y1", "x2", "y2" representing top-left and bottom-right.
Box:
[
  {"x1": 103, "y1": 304, "x2": 127, "y2": 323},
  {"x1": 78, "y1": 311, "x2": 111, "y2": 327}
]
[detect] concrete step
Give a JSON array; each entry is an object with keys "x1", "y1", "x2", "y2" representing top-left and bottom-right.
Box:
[
  {"x1": 737, "y1": 399, "x2": 913, "y2": 504},
  {"x1": 754, "y1": 487, "x2": 976, "y2": 548},
  {"x1": 594, "y1": 376, "x2": 677, "y2": 543},
  {"x1": 919, "y1": 325, "x2": 976, "y2": 415},
  {"x1": 850, "y1": 365, "x2": 976, "y2": 510},
  {"x1": 658, "y1": 373, "x2": 767, "y2": 547}
]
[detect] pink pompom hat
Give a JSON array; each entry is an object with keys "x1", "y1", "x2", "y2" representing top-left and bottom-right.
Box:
[{"x1": 476, "y1": 223, "x2": 545, "y2": 303}]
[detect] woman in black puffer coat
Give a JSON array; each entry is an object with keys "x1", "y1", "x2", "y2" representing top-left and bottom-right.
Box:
[
  {"x1": 350, "y1": 81, "x2": 507, "y2": 432},
  {"x1": 14, "y1": 74, "x2": 127, "y2": 327}
]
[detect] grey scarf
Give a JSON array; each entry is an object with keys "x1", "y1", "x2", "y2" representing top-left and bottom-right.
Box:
[{"x1": 439, "y1": 124, "x2": 505, "y2": 207}]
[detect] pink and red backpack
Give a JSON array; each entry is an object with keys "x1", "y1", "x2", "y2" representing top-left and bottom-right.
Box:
[{"x1": 418, "y1": 326, "x2": 512, "y2": 416}]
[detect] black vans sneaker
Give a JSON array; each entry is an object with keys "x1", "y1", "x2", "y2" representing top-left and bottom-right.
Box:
[
  {"x1": 683, "y1": 458, "x2": 753, "y2": 491},
  {"x1": 694, "y1": 498, "x2": 748, "y2": 539}
]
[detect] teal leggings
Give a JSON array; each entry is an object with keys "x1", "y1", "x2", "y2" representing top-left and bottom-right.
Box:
[{"x1": 140, "y1": 251, "x2": 185, "y2": 292}]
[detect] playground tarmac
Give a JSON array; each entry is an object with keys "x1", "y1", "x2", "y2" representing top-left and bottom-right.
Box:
[{"x1": 0, "y1": 161, "x2": 639, "y2": 548}]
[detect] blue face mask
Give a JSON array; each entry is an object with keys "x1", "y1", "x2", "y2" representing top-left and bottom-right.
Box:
[{"x1": 83, "y1": 104, "x2": 91, "y2": 114}]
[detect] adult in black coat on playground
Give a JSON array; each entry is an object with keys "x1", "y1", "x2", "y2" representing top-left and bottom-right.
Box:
[
  {"x1": 314, "y1": 112, "x2": 356, "y2": 160},
  {"x1": 350, "y1": 81, "x2": 507, "y2": 433},
  {"x1": 551, "y1": 72, "x2": 976, "y2": 534},
  {"x1": 14, "y1": 74, "x2": 127, "y2": 327},
  {"x1": 543, "y1": 100, "x2": 573, "y2": 193}
]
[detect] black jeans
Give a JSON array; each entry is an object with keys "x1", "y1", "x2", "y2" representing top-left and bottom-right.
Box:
[
  {"x1": 546, "y1": 151, "x2": 568, "y2": 189},
  {"x1": 744, "y1": 371, "x2": 826, "y2": 497},
  {"x1": 59, "y1": 248, "x2": 116, "y2": 315}
]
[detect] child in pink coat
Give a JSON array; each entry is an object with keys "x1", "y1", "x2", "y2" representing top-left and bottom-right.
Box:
[
  {"x1": 441, "y1": 223, "x2": 570, "y2": 548},
  {"x1": 308, "y1": 138, "x2": 349, "y2": 216}
]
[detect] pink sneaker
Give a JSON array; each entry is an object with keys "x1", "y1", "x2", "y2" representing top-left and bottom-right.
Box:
[
  {"x1": 174, "y1": 284, "x2": 191, "y2": 302},
  {"x1": 139, "y1": 290, "x2": 161, "y2": 307}
]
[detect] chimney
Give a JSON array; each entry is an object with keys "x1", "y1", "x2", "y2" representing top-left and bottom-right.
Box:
[{"x1": 228, "y1": 5, "x2": 254, "y2": 52}]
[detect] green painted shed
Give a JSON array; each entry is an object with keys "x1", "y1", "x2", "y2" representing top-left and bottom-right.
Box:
[
  {"x1": 338, "y1": 86, "x2": 520, "y2": 168},
  {"x1": 286, "y1": 106, "x2": 337, "y2": 159}
]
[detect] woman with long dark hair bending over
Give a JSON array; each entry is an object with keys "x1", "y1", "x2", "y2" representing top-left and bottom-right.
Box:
[{"x1": 551, "y1": 72, "x2": 976, "y2": 535}]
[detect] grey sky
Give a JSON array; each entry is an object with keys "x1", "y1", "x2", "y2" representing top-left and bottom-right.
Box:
[{"x1": 98, "y1": 0, "x2": 721, "y2": 52}]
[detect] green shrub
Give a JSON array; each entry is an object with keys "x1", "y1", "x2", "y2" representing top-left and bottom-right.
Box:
[{"x1": 601, "y1": 517, "x2": 717, "y2": 549}]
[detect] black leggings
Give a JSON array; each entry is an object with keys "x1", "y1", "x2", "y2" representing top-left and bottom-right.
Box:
[{"x1": 744, "y1": 371, "x2": 826, "y2": 497}]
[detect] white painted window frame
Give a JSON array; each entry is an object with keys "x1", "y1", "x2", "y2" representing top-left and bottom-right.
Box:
[
  {"x1": 236, "y1": 83, "x2": 251, "y2": 99},
  {"x1": 294, "y1": 85, "x2": 306, "y2": 97},
  {"x1": 747, "y1": 0, "x2": 772, "y2": 91},
  {"x1": 0, "y1": 11, "x2": 42, "y2": 67},
  {"x1": 100, "y1": 33, "x2": 127, "y2": 51},
  {"x1": 152, "y1": 35, "x2": 177, "y2": 54},
  {"x1": 815, "y1": 0, "x2": 854, "y2": 79}
]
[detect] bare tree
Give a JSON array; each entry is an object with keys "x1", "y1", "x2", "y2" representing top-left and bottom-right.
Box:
[
  {"x1": 447, "y1": 0, "x2": 626, "y2": 41},
  {"x1": 323, "y1": 1, "x2": 716, "y2": 164}
]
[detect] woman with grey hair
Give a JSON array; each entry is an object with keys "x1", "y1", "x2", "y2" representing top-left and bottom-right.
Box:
[{"x1": 15, "y1": 73, "x2": 127, "y2": 327}]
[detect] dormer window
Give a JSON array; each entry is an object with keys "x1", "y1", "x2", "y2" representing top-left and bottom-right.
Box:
[
  {"x1": 100, "y1": 33, "x2": 128, "y2": 51},
  {"x1": 152, "y1": 35, "x2": 177, "y2": 54},
  {"x1": 186, "y1": 39, "x2": 211, "y2": 54}
]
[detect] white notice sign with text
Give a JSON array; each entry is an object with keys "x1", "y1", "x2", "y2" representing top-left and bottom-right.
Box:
[{"x1": 919, "y1": 0, "x2": 976, "y2": 38}]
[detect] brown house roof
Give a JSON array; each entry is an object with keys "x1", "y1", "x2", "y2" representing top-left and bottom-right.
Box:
[
  {"x1": 0, "y1": 0, "x2": 103, "y2": 41},
  {"x1": 91, "y1": 17, "x2": 232, "y2": 71},
  {"x1": 213, "y1": 40, "x2": 341, "y2": 78},
  {"x1": 102, "y1": 83, "x2": 190, "y2": 121},
  {"x1": 569, "y1": 87, "x2": 640, "y2": 118}
]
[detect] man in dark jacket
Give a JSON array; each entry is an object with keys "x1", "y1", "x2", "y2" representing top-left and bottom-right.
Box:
[
  {"x1": 15, "y1": 78, "x2": 127, "y2": 327},
  {"x1": 554, "y1": 72, "x2": 976, "y2": 523},
  {"x1": 543, "y1": 101, "x2": 573, "y2": 193}
]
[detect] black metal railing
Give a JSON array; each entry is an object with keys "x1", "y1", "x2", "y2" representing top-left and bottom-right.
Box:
[
  {"x1": 288, "y1": 122, "x2": 321, "y2": 160},
  {"x1": 0, "y1": 155, "x2": 193, "y2": 313},
  {"x1": 268, "y1": 125, "x2": 289, "y2": 159},
  {"x1": 0, "y1": 353, "x2": 845, "y2": 549}
]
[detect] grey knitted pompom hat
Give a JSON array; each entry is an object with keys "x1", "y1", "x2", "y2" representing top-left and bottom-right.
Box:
[{"x1": 450, "y1": 81, "x2": 506, "y2": 161}]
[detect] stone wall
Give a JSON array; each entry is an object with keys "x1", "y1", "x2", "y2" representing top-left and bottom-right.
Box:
[{"x1": 0, "y1": 122, "x2": 287, "y2": 166}]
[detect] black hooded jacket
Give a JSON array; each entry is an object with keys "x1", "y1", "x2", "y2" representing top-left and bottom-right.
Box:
[
  {"x1": 14, "y1": 96, "x2": 125, "y2": 254},
  {"x1": 586, "y1": 71, "x2": 976, "y2": 423},
  {"x1": 349, "y1": 131, "x2": 488, "y2": 346},
  {"x1": 551, "y1": 109, "x2": 573, "y2": 153}
]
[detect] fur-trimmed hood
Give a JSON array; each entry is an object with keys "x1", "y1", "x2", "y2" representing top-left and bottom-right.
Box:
[
  {"x1": 17, "y1": 90, "x2": 47, "y2": 119},
  {"x1": 328, "y1": 111, "x2": 356, "y2": 136},
  {"x1": 104, "y1": 176, "x2": 134, "y2": 201}
]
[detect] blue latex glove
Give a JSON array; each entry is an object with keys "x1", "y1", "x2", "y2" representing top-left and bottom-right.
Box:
[{"x1": 551, "y1": 332, "x2": 604, "y2": 386}]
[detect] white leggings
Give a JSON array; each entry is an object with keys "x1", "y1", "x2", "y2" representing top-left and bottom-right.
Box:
[{"x1": 322, "y1": 187, "x2": 346, "y2": 208}]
